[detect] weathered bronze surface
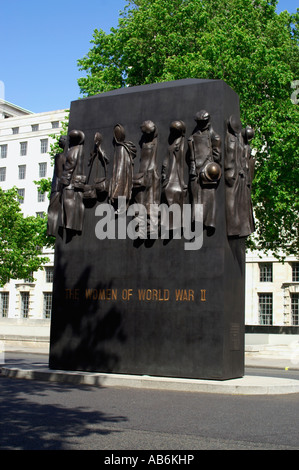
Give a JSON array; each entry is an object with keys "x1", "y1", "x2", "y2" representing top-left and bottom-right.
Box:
[
  {"x1": 133, "y1": 120, "x2": 160, "y2": 237},
  {"x1": 60, "y1": 129, "x2": 86, "y2": 232},
  {"x1": 83, "y1": 132, "x2": 110, "y2": 200},
  {"x1": 109, "y1": 124, "x2": 137, "y2": 209},
  {"x1": 224, "y1": 116, "x2": 255, "y2": 237},
  {"x1": 93, "y1": 132, "x2": 110, "y2": 195},
  {"x1": 188, "y1": 110, "x2": 222, "y2": 231},
  {"x1": 49, "y1": 80, "x2": 253, "y2": 380},
  {"x1": 241, "y1": 125, "x2": 255, "y2": 236},
  {"x1": 161, "y1": 120, "x2": 187, "y2": 230},
  {"x1": 47, "y1": 135, "x2": 67, "y2": 236},
  {"x1": 48, "y1": 111, "x2": 255, "y2": 239}
]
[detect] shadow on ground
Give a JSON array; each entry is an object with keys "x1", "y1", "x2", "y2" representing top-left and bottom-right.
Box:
[{"x1": 0, "y1": 375, "x2": 127, "y2": 450}]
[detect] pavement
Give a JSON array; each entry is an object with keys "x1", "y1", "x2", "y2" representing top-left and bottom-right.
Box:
[{"x1": 1, "y1": 341, "x2": 299, "y2": 396}]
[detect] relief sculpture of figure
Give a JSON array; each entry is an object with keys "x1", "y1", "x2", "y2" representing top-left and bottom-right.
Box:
[
  {"x1": 84, "y1": 132, "x2": 110, "y2": 201},
  {"x1": 242, "y1": 125, "x2": 255, "y2": 236},
  {"x1": 92, "y1": 132, "x2": 110, "y2": 195},
  {"x1": 161, "y1": 120, "x2": 187, "y2": 231},
  {"x1": 225, "y1": 116, "x2": 255, "y2": 237},
  {"x1": 47, "y1": 135, "x2": 67, "y2": 236},
  {"x1": 188, "y1": 110, "x2": 222, "y2": 231},
  {"x1": 133, "y1": 120, "x2": 160, "y2": 237},
  {"x1": 60, "y1": 129, "x2": 86, "y2": 232},
  {"x1": 109, "y1": 124, "x2": 137, "y2": 210}
]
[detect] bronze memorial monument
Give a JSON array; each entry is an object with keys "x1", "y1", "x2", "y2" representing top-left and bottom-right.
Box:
[{"x1": 49, "y1": 79, "x2": 255, "y2": 380}]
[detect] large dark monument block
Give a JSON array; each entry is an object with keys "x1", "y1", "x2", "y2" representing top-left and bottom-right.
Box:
[{"x1": 49, "y1": 79, "x2": 254, "y2": 380}]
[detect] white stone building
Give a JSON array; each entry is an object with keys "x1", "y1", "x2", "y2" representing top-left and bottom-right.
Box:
[
  {"x1": 0, "y1": 100, "x2": 298, "y2": 344},
  {"x1": 0, "y1": 100, "x2": 66, "y2": 329},
  {"x1": 245, "y1": 251, "x2": 299, "y2": 327}
]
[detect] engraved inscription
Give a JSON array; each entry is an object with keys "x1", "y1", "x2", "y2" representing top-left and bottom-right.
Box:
[{"x1": 64, "y1": 287, "x2": 207, "y2": 303}]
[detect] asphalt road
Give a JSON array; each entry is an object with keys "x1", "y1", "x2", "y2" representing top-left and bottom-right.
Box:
[{"x1": 1, "y1": 353, "x2": 299, "y2": 451}]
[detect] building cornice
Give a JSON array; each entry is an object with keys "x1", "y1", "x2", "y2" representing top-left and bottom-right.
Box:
[{"x1": 0, "y1": 99, "x2": 33, "y2": 118}]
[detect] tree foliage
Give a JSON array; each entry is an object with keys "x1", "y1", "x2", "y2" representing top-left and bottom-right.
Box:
[
  {"x1": 77, "y1": 0, "x2": 299, "y2": 257},
  {"x1": 0, "y1": 187, "x2": 51, "y2": 286}
]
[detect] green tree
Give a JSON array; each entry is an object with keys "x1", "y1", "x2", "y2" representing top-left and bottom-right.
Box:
[
  {"x1": 0, "y1": 187, "x2": 51, "y2": 286},
  {"x1": 77, "y1": 0, "x2": 299, "y2": 258}
]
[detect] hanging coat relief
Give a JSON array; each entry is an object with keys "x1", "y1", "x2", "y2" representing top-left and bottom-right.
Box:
[
  {"x1": 109, "y1": 124, "x2": 137, "y2": 211},
  {"x1": 224, "y1": 115, "x2": 255, "y2": 238},
  {"x1": 161, "y1": 120, "x2": 187, "y2": 231},
  {"x1": 188, "y1": 110, "x2": 222, "y2": 231},
  {"x1": 83, "y1": 132, "x2": 110, "y2": 201},
  {"x1": 133, "y1": 120, "x2": 160, "y2": 237},
  {"x1": 47, "y1": 134, "x2": 67, "y2": 236},
  {"x1": 60, "y1": 129, "x2": 86, "y2": 232}
]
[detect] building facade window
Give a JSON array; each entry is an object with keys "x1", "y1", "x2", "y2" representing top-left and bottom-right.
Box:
[
  {"x1": 259, "y1": 263, "x2": 273, "y2": 282},
  {"x1": 17, "y1": 188, "x2": 25, "y2": 203},
  {"x1": 45, "y1": 267, "x2": 54, "y2": 283},
  {"x1": 0, "y1": 292, "x2": 9, "y2": 317},
  {"x1": 36, "y1": 212, "x2": 45, "y2": 218},
  {"x1": 292, "y1": 263, "x2": 299, "y2": 282},
  {"x1": 0, "y1": 167, "x2": 6, "y2": 182},
  {"x1": 20, "y1": 142, "x2": 27, "y2": 156},
  {"x1": 258, "y1": 293, "x2": 273, "y2": 325},
  {"x1": 39, "y1": 162, "x2": 47, "y2": 178},
  {"x1": 18, "y1": 164, "x2": 26, "y2": 179},
  {"x1": 291, "y1": 294, "x2": 299, "y2": 326},
  {"x1": 32, "y1": 124, "x2": 39, "y2": 132},
  {"x1": 40, "y1": 139, "x2": 48, "y2": 154},
  {"x1": 43, "y1": 292, "x2": 52, "y2": 319},
  {"x1": 37, "y1": 190, "x2": 45, "y2": 202},
  {"x1": 21, "y1": 292, "x2": 30, "y2": 318},
  {"x1": 12, "y1": 127, "x2": 19, "y2": 135},
  {"x1": 0, "y1": 144, "x2": 7, "y2": 158},
  {"x1": 51, "y1": 121, "x2": 59, "y2": 128}
]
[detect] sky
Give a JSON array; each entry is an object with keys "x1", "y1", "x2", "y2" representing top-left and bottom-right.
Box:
[{"x1": 0, "y1": 0, "x2": 297, "y2": 114}]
